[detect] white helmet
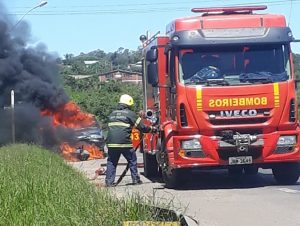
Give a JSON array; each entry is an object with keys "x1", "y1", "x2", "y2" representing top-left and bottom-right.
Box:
[{"x1": 119, "y1": 94, "x2": 134, "y2": 106}]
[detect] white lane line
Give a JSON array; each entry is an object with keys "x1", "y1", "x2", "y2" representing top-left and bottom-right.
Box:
[{"x1": 277, "y1": 188, "x2": 300, "y2": 194}]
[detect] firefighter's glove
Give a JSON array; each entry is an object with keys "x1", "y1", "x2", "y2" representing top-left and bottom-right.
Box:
[
  {"x1": 139, "y1": 110, "x2": 146, "y2": 119},
  {"x1": 150, "y1": 126, "x2": 158, "y2": 133}
]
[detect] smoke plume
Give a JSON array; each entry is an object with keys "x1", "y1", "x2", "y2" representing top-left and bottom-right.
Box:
[{"x1": 0, "y1": 2, "x2": 73, "y2": 146}]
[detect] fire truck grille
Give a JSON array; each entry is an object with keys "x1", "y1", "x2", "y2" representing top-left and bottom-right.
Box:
[
  {"x1": 218, "y1": 148, "x2": 262, "y2": 161},
  {"x1": 207, "y1": 109, "x2": 270, "y2": 125},
  {"x1": 215, "y1": 129, "x2": 262, "y2": 137},
  {"x1": 210, "y1": 117, "x2": 268, "y2": 125}
]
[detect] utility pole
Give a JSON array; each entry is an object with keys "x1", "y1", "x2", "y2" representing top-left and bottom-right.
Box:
[{"x1": 11, "y1": 90, "x2": 15, "y2": 143}]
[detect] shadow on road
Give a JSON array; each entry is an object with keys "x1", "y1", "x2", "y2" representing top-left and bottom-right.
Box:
[
  {"x1": 176, "y1": 170, "x2": 275, "y2": 190},
  {"x1": 144, "y1": 170, "x2": 300, "y2": 190}
]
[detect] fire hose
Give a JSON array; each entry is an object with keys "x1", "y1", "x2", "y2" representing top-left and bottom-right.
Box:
[
  {"x1": 114, "y1": 135, "x2": 144, "y2": 186},
  {"x1": 113, "y1": 115, "x2": 158, "y2": 185}
]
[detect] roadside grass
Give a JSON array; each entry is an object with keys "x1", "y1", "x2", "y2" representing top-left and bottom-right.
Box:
[{"x1": 0, "y1": 144, "x2": 174, "y2": 226}]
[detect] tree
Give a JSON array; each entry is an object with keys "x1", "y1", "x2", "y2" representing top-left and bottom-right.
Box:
[
  {"x1": 61, "y1": 48, "x2": 142, "y2": 76},
  {"x1": 293, "y1": 53, "x2": 300, "y2": 79},
  {"x1": 63, "y1": 74, "x2": 143, "y2": 126},
  {"x1": 63, "y1": 53, "x2": 74, "y2": 65},
  {"x1": 60, "y1": 48, "x2": 144, "y2": 128}
]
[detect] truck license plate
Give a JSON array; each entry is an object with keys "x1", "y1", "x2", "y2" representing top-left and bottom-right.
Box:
[{"x1": 229, "y1": 156, "x2": 252, "y2": 165}]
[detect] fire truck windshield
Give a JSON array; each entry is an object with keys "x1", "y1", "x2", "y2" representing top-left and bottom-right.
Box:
[{"x1": 178, "y1": 44, "x2": 291, "y2": 86}]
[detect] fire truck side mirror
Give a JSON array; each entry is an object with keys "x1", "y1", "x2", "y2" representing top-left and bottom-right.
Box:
[
  {"x1": 146, "y1": 47, "x2": 158, "y2": 62},
  {"x1": 164, "y1": 44, "x2": 172, "y2": 55},
  {"x1": 147, "y1": 62, "x2": 158, "y2": 87}
]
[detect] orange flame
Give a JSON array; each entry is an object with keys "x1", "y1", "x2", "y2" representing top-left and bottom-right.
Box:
[
  {"x1": 60, "y1": 142, "x2": 104, "y2": 161},
  {"x1": 41, "y1": 102, "x2": 95, "y2": 128},
  {"x1": 42, "y1": 101, "x2": 104, "y2": 161}
]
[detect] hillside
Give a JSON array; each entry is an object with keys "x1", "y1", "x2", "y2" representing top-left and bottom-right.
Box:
[{"x1": 61, "y1": 48, "x2": 142, "y2": 76}]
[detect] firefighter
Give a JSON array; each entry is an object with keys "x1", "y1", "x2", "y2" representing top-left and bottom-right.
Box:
[{"x1": 105, "y1": 94, "x2": 156, "y2": 187}]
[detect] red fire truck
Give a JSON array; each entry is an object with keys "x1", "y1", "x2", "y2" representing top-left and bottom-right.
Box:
[{"x1": 140, "y1": 5, "x2": 300, "y2": 188}]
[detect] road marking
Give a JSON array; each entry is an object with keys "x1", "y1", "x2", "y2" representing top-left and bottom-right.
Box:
[{"x1": 277, "y1": 188, "x2": 300, "y2": 194}]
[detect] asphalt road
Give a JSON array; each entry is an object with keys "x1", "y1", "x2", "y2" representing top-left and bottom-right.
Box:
[{"x1": 71, "y1": 153, "x2": 300, "y2": 226}]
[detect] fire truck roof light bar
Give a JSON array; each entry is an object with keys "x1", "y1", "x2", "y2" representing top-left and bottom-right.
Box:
[
  {"x1": 170, "y1": 27, "x2": 293, "y2": 47},
  {"x1": 191, "y1": 5, "x2": 267, "y2": 14}
]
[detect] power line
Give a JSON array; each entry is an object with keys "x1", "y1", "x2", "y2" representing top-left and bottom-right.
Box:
[
  {"x1": 12, "y1": 0, "x2": 226, "y2": 9},
  {"x1": 8, "y1": 0, "x2": 300, "y2": 16},
  {"x1": 11, "y1": 0, "x2": 300, "y2": 10}
]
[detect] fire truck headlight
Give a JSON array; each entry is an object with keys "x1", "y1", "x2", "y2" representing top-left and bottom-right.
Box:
[
  {"x1": 181, "y1": 139, "x2": 201, "y2": 150},
  {"x1": 277, "y1": 135, "x2": 296, "y2": 146}
]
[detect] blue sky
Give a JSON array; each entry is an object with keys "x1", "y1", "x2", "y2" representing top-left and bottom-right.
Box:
[{"x1": 3, "y1": 0, "x2": 300, "y2": 57}]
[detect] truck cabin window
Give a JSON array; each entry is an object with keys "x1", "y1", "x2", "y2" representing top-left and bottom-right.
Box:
[{"x1": 178, "y1": 44, "x2": 290, "y2": 86}]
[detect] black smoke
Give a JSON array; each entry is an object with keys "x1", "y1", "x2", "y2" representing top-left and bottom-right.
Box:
[{"x1": 0, "y1": 2, "x2": 74, "y2": 146}]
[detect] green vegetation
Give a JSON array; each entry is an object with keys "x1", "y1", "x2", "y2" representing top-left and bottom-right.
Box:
[
  {"x1": 61, "y1": 48, "x2": 142, "y2": 76},
  {"x1": 63, "y1": 76, "x2": 143, "y2": 127},
  {"x1": 60, "y1": 48, "x2": 143, "y2": 127},
  {"x1": 0, "y1": 144, "x2": 174, "y2": 226},
  {"x1": 293, "y1": 53, "x2": 300, "y2": 115},
  {"x1": 294, "y1": 53, "x2": 300, "y2": 79}
]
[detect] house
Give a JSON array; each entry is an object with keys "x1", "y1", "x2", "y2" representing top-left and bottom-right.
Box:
[
  {"x1": 98, "y1": 69, "x2": 142, "y2": 84},
  {"x1": 84, "y1": 61, "x2": 99, "y2": 68},
  {"x1": 68, "y1": 75, "x2": 93, "y2": 80}
]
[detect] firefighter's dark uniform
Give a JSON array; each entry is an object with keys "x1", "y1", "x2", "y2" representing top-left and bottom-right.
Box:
[{"x1": 105, "y1": 103, "x2": 152, "y2": 186}]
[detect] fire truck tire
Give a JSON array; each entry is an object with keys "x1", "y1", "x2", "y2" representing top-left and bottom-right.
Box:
[
  {"x1": 160, "y1": 138, "x2": 188, "y2": 188},
  {"x1": 162, "y1": 168, "x2": 188, "y2": 189},
  {"x1": 272, "y1": 163, "x2": 300, "y2": 185},
  {"x1": 143, "y1": 152, "x2": 159, "y2": 178},
  {"x1": 244, "y1": 165, "x2": 259, "y2": 175}
]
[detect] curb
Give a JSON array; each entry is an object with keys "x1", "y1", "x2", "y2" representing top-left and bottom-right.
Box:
[{"x1": 122, "y1": 205, "x2": 199, "y2": 225}]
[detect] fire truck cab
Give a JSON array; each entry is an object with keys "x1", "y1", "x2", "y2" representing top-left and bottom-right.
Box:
[{"x1": 141, "y1": 6, "x2": 300, "y2": 188}]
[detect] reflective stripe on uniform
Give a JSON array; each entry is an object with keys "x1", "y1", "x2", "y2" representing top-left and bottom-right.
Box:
[
  {"x1": 107, "y1": 144, "x2": 133, "y2": 148},
  {"x1": 108, "y1": 122, "x2": 131, "y2": 127},
  {"x1": 134, "y1": 117, "x2": 141, "y2": 127}
]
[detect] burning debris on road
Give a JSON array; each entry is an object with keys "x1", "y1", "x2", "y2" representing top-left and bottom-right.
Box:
[{"x1": 0, "y1": 3, "x2": 104, "y2": 161}]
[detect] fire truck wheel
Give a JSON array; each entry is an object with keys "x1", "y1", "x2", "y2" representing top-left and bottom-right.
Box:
[
  {"x1": 244, "y1": 165, "x2": 259, "y2": 175},
  {"x1": 143, "y1": 152, "x2": 159, "y2": 178},
  {"x1": 272, "y1": 163, "x2": 300, "y2": 185},
  {"x1": 228, "y1": 166, "x2": 243, "y2": 176},
  {"x1": 162, "y1": 168, "x2": 188, "y2": 189}
]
